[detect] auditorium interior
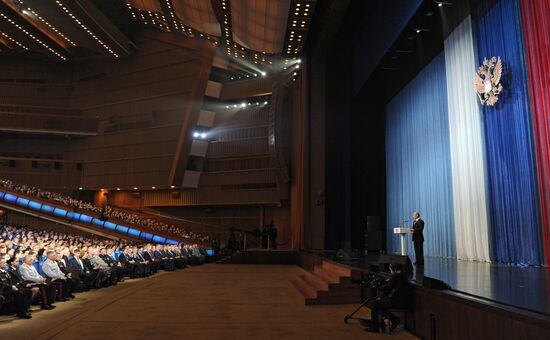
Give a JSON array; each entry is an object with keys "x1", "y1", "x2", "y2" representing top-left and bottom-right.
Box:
[{"x1": 0, "y1": 0, "x2": 550, "y2": 339}]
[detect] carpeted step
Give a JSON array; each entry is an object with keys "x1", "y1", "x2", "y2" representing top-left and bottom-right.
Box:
[
  {"x1": 313, "y1": 265, "x2": 340, "y2": 284},
  {"x1": 322, "y1": 261, "x2": 352, "y2": 277},
  {"x1": 291, "y1": 277, "x2": 317, "y2": 300},
  {"x1": 301, "y1": 270, "x2": 329, "y2": 291}
]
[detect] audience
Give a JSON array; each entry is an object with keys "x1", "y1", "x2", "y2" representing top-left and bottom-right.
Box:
[
  {"x1": 0, "y1": 179, "x2": 210, "y2": 244},
  {"x1": 0, "y1": 224, "x2": 210, "y2": 319}
]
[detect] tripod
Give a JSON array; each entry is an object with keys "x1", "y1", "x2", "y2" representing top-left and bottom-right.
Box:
[{"x1": 343, "y1": 296, "x2": 374, "y2": 324}]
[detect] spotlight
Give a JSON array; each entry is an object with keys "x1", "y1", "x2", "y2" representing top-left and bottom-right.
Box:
[
  {"x1": 78, "y1": 187, "x2": 83, "y2": 190},
  {"x1": 297, "y1": 59, "x2": 302, "y2": 63},
  {"x1": 240, "y1": 103, "x2": 247, "y2": 108},
  {"x1": 170, "y1": 185, "x2": 175, "y2": 189},
  {"x1": 225, "y1": 105, "x2": 229, "y2": 108},
  {"x1": 261, "y1": 71, "x2": 266, "y2": 76},
  {"x1": 151, "y1": 186, "x2": 156, "y2": 189},
  {"x1": 254, "y1": 73, "x2": 258, "y2": 76},
  {"x1": 294, "y1": 72, "x2": 297, "y2": 76},
  {"x1": 416, "y1": 29, "x2": 421, "y2": 33},
  {"x1": 438, "y1": 3, "x2": 443, "y2": 6},
  {"x1": 233, "y1": 104, "x2": 238, "y2": 108},
  {"x1": 133, "y1": 187, "x2": 138, "y2": 190},
  {"x1": 248, "y1": 103, "x2": 251, "y2": 106},
  {"x1": 256, "y1": 102, "x2": 260, "y2": 105},
  {"x1": 200, "y1": 133, "x2": 207, "y2": 139},
  {"x1": 116, "y1": 188, "x2": 121, "y2": 191},
  {"x1": 193, "y1": 132, "x2": 200, "y2": 138},
  {"x1": 295, "y1": 64, "x2": 300, "y2": 69},
  {"x1": 264, "y1": 101, "x2": 268, "y2": 105}
]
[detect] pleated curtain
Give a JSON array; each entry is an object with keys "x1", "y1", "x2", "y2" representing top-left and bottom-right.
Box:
[
  {"x1": 520, "y1": 0, "x2": 550, "y2": 266},
  {"x1": 444, "y1": 16, "x2": 491, "y2": 262},
  {"x1": 385, "y1": 53, "x2": 456, "y2": 258},
  {"x1": 474, "y1": 0, "x2": 542, "y2": 265}
]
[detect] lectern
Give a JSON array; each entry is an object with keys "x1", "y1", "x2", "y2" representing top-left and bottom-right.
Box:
[{"x1": 393, "y1": 227, "x2": 412, "y2": 256}]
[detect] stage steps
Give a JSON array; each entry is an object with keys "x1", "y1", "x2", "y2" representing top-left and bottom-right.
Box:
[{"x1": 291, "y1": 260, "x2": 361, "y2": 305}]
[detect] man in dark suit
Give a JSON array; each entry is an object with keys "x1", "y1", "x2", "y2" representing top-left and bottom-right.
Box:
[
  {"x1": 0, "y1": 257, "x2": 33, "y2": 318},
  {"x1": 410, "y1": 211, "x2": 424, "y2": 266},
  {"x1": 68, "y1": 249, "x2": 95, "y2": 290}
]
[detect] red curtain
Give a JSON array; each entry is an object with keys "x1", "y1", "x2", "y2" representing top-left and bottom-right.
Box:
[{"x1": 520, "y1": 0, "x2": 550, "y2": 265}]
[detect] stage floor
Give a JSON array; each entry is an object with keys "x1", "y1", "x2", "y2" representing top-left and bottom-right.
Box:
[
  {"x1": 412, "y1": 257, "x2": 550, "y2": 316},
  {"x1": 340, "y1": 255, "x2": 550, "y2": 317}
]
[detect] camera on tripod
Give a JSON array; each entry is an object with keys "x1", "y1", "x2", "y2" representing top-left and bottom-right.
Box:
[{"x1": 353, "y1": 272, "x2": 387, "y2": 290}]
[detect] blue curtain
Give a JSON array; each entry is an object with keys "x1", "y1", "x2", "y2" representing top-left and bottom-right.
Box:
[
  {"x1": 386, "y1": 53, "x2": 456, "y2": 258},
  {"x1": 474, "y1": 0, "x2": 542, "y2": 265}
]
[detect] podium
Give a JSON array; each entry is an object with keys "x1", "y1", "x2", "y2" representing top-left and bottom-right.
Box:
[{"x1": 393, "y1": 227, "x2": 412, "y2": 256}]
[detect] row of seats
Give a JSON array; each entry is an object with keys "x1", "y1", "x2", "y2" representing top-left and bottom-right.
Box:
[
  {"x1": 0, "y1": 224, "x2": 214, "y2": 320},
  {"x1": 0, "y1": 179, "x2": 211, "y2": 243}
]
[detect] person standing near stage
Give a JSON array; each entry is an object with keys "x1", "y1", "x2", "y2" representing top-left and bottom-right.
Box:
[{"x1": 410, "y1": 211, "x2": 424, "y2": 266}]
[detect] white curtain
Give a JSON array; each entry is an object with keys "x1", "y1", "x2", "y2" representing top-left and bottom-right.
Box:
[{"x1": 444, "y1": 16, "x2": 491, "y2": 262}]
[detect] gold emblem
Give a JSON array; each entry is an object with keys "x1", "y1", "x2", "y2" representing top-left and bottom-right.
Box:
[{"x1": 475, "y1": 56, "x2": 503, "y2": 106}]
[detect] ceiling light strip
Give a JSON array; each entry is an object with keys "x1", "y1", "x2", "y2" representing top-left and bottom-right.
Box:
[
  {"x1": 0, "y1": 12, "x2": 65, "y2": 60},
  {"x1": 0, "y1": 30, "x2": 29, "y2": 50},
  {"x1": 27, "y1": 8, "x2": 77, "y2": 47},
  {"x1": 54, "y1": 0, "x2": 118, "y2": 58}
]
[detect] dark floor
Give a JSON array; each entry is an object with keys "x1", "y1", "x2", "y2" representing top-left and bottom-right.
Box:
[{"x1": 0, "y1": 264, "x2": 418, "y2": 340}]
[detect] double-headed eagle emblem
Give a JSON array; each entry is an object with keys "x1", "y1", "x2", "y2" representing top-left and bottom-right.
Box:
[{"x1": 475, "y1": 56, "x2": 503, "y2": 106}]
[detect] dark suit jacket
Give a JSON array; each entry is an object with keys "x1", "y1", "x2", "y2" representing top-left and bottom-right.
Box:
[
  {"x1": 68, "y1": 257, "x2": 85, "y2": 273},
  {"x1": 118, "y1": 253, "x2": 132, "y2": 264},
  {"x1": 142, "y1": 252, "x2": 153, "y2": 262},
  {"x1": 412, "y1": 219, "x2": 424, "y2": 242}
]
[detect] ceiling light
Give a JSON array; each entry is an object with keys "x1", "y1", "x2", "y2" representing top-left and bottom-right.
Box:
[
  {"x1": 264, "y1": 101, "x2": 268, "y2": 105},
  {"x1": 170, "y1": 185, "x2": 175, "y2": 189},
  {"x1": 416, "y1": 29, "x2": 421, "y2": 33},
  {"x1": 261, "y1": 71, "x2": 267, "y2": 76},
  {"x1": 116, "y1": 188, "x2": 121, "y2": 191},
  {"x1": 151, "y1": 186, "x2": 156, "y2": 189},
  {"x1": 200, "y1": 133, "x2": 207, "y2": 139},
  {"x1": 241, "y1": 103, "x2": 247, "y2": 108},
  {"x1": 134, "y1": 187, "x2": 138, "y2": 190},
  {"x1": 193, "y1": 132, "x2": 200, "y2": 138}
]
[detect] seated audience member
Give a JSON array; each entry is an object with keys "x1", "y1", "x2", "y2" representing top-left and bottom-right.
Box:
[
  {"x1": 18, "y1": 255, "x2": 57, "y2": 310},
  {"x1": 99, "y1": 248, "x2": 124, "y2": 282},
  {"x1": 81, "y1": 249, "x2": 108, "y2": 288},
  {"x1": 57, "y1": 250, "x2": 81, "y2": 293},
  {"x1": 68, "y1": 248, "x2": 95, "y2": 291},
  {"x1": 142, "y1": 245, "x2": 160, "y2": 273},
  {"x1": 0, "y1": 256, "x2": 33, "y2": 319},
  {"x1": 118, "y1": 248, "x2": 138, "y2": 278},
  {"x1": 42, "y1": 250, "x2": 75, "y2": 300},
  {"x1": 89, "y1": 248, "x2": 116, "y2": 285}
]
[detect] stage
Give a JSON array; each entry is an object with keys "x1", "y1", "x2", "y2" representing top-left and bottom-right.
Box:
[{"x1": 336, "y1": 255, "x2": 550, "y2": 317}]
